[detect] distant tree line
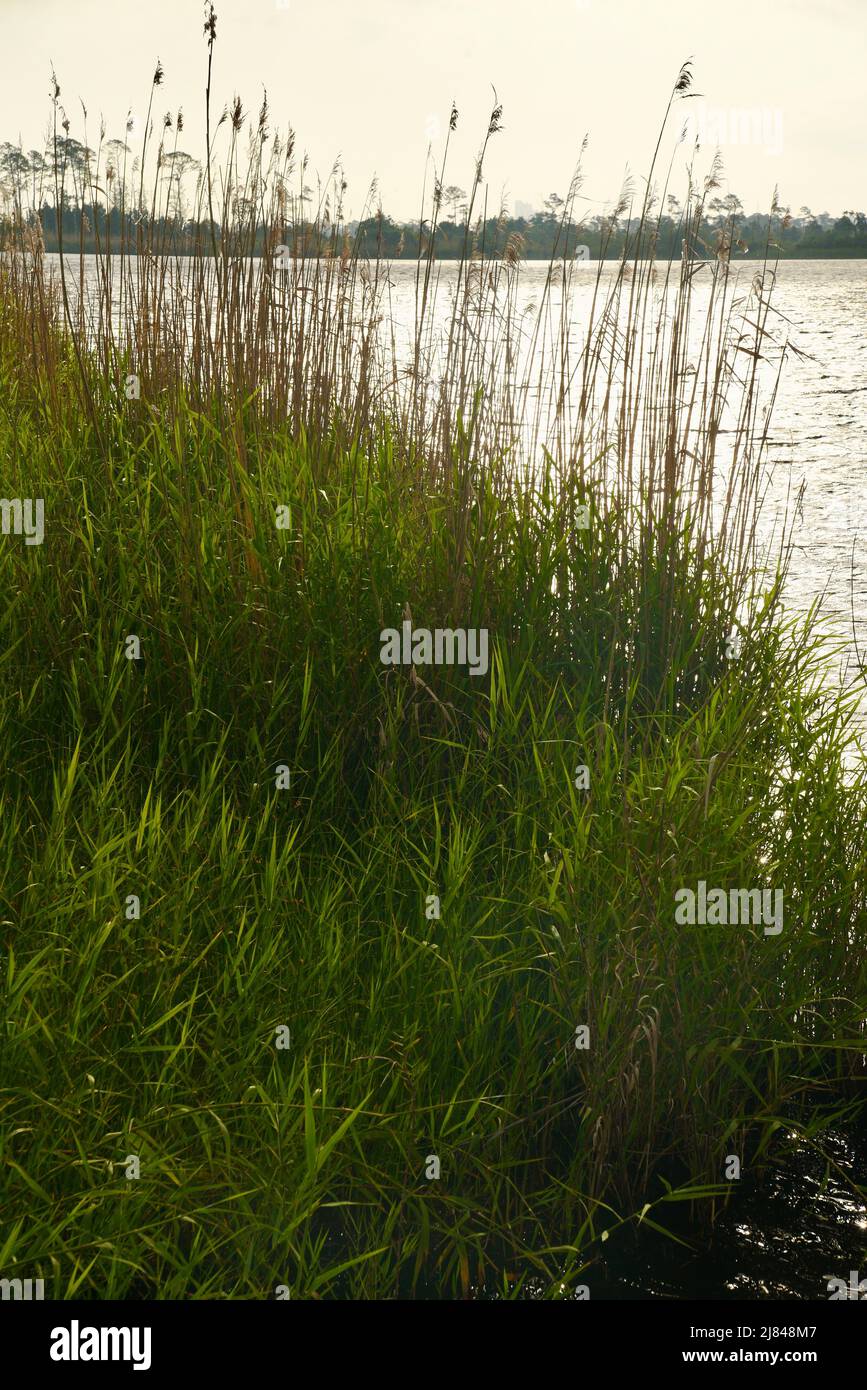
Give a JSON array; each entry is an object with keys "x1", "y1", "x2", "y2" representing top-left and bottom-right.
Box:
[
  {"x1": 2, "y1": 140, "x2": 865, "y2": 259},
  {"x1": 10, "y1": 203, "x2": 867, "y2": 261},
  {"x1": 13, "y1": 204, "x2": 866, "y2": 261}
]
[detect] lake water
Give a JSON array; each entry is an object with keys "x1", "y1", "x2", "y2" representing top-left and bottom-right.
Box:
[{"x1": 751, "y1": 261, "x2": 867, "y2": 725}]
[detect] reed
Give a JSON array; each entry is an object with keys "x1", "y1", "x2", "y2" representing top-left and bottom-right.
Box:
[{"x1": 0, "y1": 28, "x2": 864, "y2": 1298}]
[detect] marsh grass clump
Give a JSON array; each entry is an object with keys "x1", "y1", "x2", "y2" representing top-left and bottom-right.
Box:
[{"x1": 0, "y1": 40, "x2": 865, "y2": 1299}]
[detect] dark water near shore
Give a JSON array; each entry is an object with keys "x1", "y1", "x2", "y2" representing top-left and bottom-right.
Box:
[
  {"x1": 484, "y1": 1124, "x2": 867, "y2": 1300},
  {"x1": 595, "y1": 1128, "x2": 867, "y2": 1301}
]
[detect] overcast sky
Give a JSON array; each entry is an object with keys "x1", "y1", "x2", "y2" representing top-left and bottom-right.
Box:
[{"x1": 1, "y1": 0, "x2": 864, "y2": 220}]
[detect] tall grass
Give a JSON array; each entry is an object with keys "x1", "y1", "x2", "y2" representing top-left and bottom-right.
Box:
[{"x1": 0, "y1": 31, "x2": 864, "y2": 1298}]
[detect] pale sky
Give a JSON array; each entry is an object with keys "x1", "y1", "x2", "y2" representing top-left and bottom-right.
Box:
[{"x1": 1, "y1": 0, "x2": 864, "y2": 220}]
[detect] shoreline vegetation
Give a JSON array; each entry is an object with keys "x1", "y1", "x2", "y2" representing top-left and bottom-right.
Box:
[
  {"x1": 6, "y1": 209, "x2": 867, "y2": 260},
  {"x1": 0, "y1": 23, "x2": 865, "y2": 1300}
]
